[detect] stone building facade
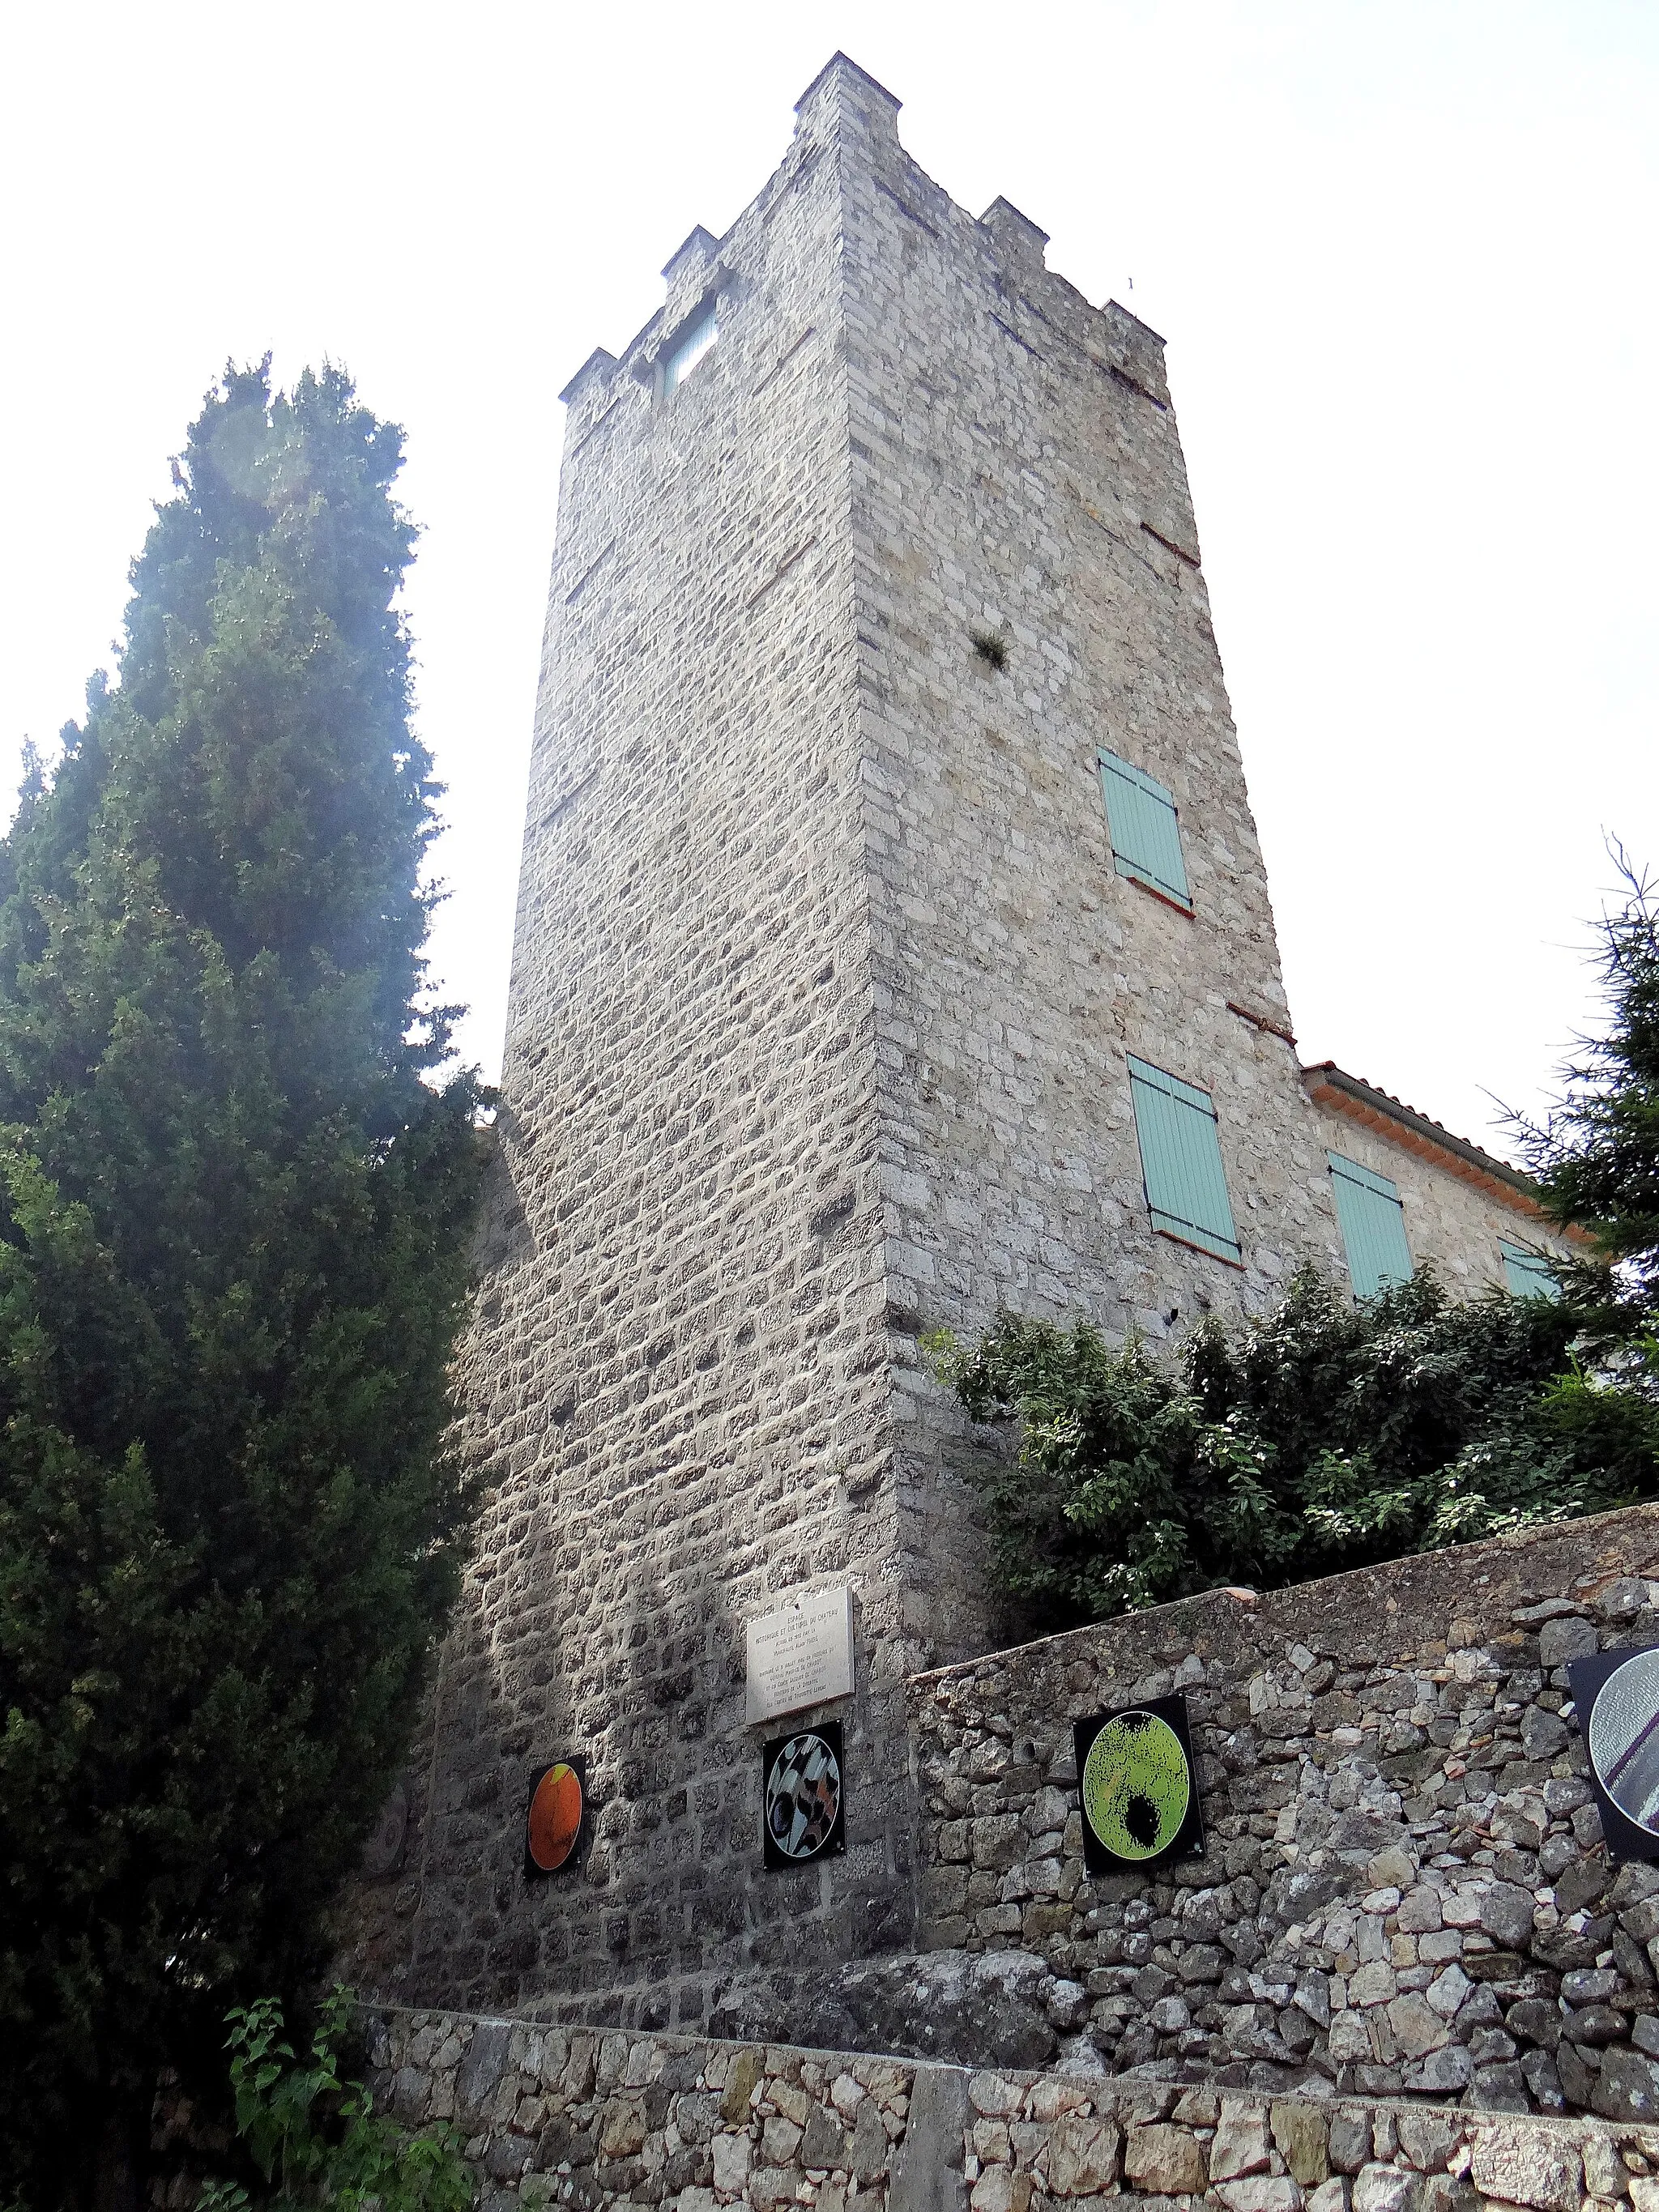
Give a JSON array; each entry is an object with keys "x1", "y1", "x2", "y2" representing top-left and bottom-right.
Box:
[{"x1": 343, "y1": 55, "x2": 1576, "y2": 2035}]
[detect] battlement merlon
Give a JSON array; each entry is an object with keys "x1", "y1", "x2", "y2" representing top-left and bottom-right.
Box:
[
  {"x1": 792, "y1": 51, "x2": 902, "y2": 139},
  {"x1": 553, "y1": 55, "x2": 1171, "y2": 424}
]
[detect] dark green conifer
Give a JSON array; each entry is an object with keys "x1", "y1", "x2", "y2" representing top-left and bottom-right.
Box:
[
  {"x1": 0, "y1": 364, "x2": 486, "y2": 2208},
  {"x1": 1520, "y1": 859, "x2": 1659, "y2": 1347}
]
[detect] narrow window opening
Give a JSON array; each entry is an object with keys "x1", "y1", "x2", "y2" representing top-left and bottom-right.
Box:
[{"x1": 663, "y1": 303, "x2": 719, "y2": 394}]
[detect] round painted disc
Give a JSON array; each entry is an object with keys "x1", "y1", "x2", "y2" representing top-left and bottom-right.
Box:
[
  {"x1": 765, "y1": 1732, "x2": 842, "y2": 1860},
  {"x1": 1589, "y1": 1648, "x2": 1659, "y2": 1839},
  {"x1": 527, "y1": 1762, "x2": 584, "y2": 1872},
  {"x1": 1081, "y1": 1710, "x2": 1191, "y2": 1861}
]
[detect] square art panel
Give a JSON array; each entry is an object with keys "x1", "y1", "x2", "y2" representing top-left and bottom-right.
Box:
[{"x1": 761, "y1": 1720, "x2": 845, "y2": 1869}]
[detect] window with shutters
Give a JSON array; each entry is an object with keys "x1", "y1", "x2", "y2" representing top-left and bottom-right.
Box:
[
  {"x1": 1098, "y1": 748, "x2": 1192, "y2": 911},
  {"x1": 662, "y1": 302, "x2": 718, "y2": 393},
  {"x1": 1328, "y1": 1152, "x2": 1413, "y2": 1298},
  {"x1": 1499, "y1": 1238, "x2": 1561, "y2": 1300},
  {"x1": 1126, "y1": 1055, "x2": 1242, "y2": 1263}
]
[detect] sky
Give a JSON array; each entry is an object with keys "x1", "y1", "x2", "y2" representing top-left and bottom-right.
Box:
[{"x1": 1, "y1": 1, "x2": 1654, "y2": 1157}]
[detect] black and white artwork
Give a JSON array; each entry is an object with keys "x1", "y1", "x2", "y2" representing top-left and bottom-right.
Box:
[
  {"x1": 761, "y1": 1720, "x2": 845, "y2": 1869},
  {"x1": 1570, "y1": 1647, "x2": 1659, "y2": 1861}
]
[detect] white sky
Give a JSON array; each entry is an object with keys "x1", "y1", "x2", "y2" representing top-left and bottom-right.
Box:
[{"x1": 2, "y1": 2, "x2": 1654, "y2": 1157}]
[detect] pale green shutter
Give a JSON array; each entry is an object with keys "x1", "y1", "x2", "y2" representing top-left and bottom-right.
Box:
[
  {"x1": 1328, "y1": 1153, "x2": 1412, "y2": 1298},
  {"x1": 1098, "y1": 750, "x2": 1192, "y2": 909},
  {"x1": 1127, "y1": 1055, "x2": 1241, "y2": 1262},
  {"x1": 1499, "y1": 1238, "x2": 1560, "y2": 1299}
]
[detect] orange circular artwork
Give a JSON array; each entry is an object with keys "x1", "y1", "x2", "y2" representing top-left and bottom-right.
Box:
[{"x1": 527, "y1": 1762, "x2": 584, "y2": 1873}]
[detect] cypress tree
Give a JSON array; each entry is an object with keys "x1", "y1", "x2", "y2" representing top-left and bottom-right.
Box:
[{"x1": 0, "y1": 363, "x2": 487, "y2": 2207}]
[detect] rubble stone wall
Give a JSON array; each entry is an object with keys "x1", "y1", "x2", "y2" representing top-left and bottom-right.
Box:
[
  {"x1": 911, "y1": 1506, "x2": 1659, "y2": 2120},
  {"x1": 358, "y1": 2004, "x2": 1659, "y2": 2212}
]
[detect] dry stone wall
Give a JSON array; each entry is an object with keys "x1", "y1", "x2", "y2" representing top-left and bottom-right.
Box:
[
  {"x1": 358, "y1": 2004, "x2": 1659, "y2": 2212},
  {"x1": 911, "y1": 1507, "x2": 1659, "y2": 2120}
]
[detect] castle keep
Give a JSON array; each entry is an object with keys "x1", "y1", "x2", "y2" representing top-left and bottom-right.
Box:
[{"x1": 348, "y1": 55, "x2": 1574, "y2": 2034}]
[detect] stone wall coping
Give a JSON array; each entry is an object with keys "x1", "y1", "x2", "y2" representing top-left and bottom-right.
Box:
[
  {"x1": 906, "y1": 1498, "x2": 1659, "y2": 1693},
  {"x1": 353, "y1": 2001, "x2": 1655, "y2": 2145}
]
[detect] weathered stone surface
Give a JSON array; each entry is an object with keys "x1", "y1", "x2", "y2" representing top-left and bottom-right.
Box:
[
  {"x1": 336, "y1": 46, "x2": 1583, "y2": 2061},
  {"x1": 1540, "y1": 1617, "x2": 1600, "y2": 1669},
  {"x1": 1353, "y1": 2163, "x2": 1416, "y2": 2212},
  {"x1": 355, "y1": 2005, "x2": 1659, "y2": 2212},
  {"x1": 1272, "y1": 2103, "x2": 1330, "y2": 2189},
  {"x1": 1591, "y1": 2048, "x2": 1659, "y2": 2121},
  {"x1": 1213, "y1": 2103, "x2": 1273, "y2": 2180},
  {"x1": 1482, "y1": 1886, "x2": 1541, "y2": 1950},
  {"x1": 710, "y1": 1949, "x2": 1056, "y2": 2071},
  {"x1": 1215, "y1": 2182, "x2": 1304, "y2": 2212},
  {"x1": 1469, "y1": 2125, "x2": 1580, "y2": 2210},
  {"x1": 455, "y1": 2022, "x2": 510, "y2": 2125},
  {"x1": 889, "y1": 2065, "x2": 970, "y2": 2212},
  {"x1": 1047, "y1": 2114, "x2": 1121, "y2": 2197},
  {"x1": 1124, "y1": 2124, "x2": 1207, "y2": 2194}
]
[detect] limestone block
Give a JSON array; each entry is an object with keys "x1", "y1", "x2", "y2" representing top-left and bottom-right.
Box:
[
  {"x1": 1124, "y1": 2123, "x2": 1207, "y2": 2194},
  {"x1": 1540, "y1": 1619, "x2": 1599, "y2": 1669},
  {"x1": 1216, "y1": 2183, "x2": 1304, "y2": 2212},
  {"x1": 1273, "y1": 2103, "x2": 1330, "y2": 2187},
  {"x1": 970, "y1": 2169, "x2": 1032, "y2": 2212},
  {"x1": 1350, "y1": 1962, "x2": 1398, "y2": 2008},
  {"x1": 1212, "y1": 2103, "x2": 1273, "y2": 2180},
  {"x1": 1047, "y1": 2114, "x2": 1120, "y2": 2197},
  {"x1": 710, "y1": 2131, "x2": 751, "y2": 2193},
  {"x1": 1482, "y1": 1886, "x2": 1540, "y2": 1950},
  {"x1": 1353, "y1": 2164, "x2": 1416, "y2": 2212},
  {"x1": 1469, "y1": 2127, "x2": 1581, "y2": 2210},
  {"x1": 722, "y1": 2051, "x2": 763, "y2": 2125},
  {"x1": 1390, "y1": 1992, "x2": 1452, "y2": 2056},
  {"x1": 969, "y1": 2072, "x2": 1022, "y2": 2117}
]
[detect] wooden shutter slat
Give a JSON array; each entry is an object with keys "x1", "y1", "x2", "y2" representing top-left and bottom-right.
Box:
[{"x1": 1499, "y1": 1238, "x2": 1560, "y2": 1299}]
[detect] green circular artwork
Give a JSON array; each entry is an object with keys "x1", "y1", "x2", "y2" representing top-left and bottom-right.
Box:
[{"x1": 1081, "y1": 1709, "x2": 1192, "y2": 1861}]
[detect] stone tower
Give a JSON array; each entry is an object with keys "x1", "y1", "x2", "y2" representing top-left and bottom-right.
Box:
[{"x1": 352, "y1": 53, "x2": 1384, "y2": 2031}]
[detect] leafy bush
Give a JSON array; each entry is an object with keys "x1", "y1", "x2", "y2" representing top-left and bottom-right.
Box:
[
  {"x1": 196, "y1": 1988, "x2": 471, "y2": 2212},
  {"x1": 929, "y1": 1268, "x2": 1659, "y2": 1628}
]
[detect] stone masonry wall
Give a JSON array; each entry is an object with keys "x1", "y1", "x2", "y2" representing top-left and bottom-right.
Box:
[
  {"x1": 342, "y1": 54, "x2": 1587, "y2": 2037},
  {"x1": 911, "y1": 1505, "x2": 1659, "y2": 2120},
  {"x1": 834, "y1": 79, "x2": 1360, "y2": 1668},
  {"x1": 348, "y1": 2004, "x2": 1659, "y2": 2212},
  {"x1": 343, "y1": 63, "x2": 913, "y2": 2025}
]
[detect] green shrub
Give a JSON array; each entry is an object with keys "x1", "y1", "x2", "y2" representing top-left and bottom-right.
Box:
[
  {"x1": 196, "y1": 1988, "x2": 471, "y2": 2211},
  {"x1": 928, "y1": 1267, "x2": 1659, "y2": 1628}
]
